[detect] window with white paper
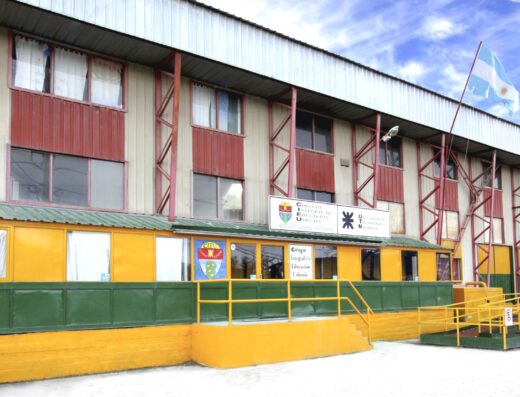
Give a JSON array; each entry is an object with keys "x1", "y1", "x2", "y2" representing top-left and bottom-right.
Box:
[
  {"x1": 0, "y1": 231, "x2": 6, "y2": 279},
  {"x1": 53, "y1": 47, "x2": 88, "y2": 101},
  {"x1": 91, "y1": 57, "x2": 123, "y2": 108},
  {"x1": 12, "y1": 36, "x2": 50, "y2": 92},
  {"x1": 67, "y1": 232, "x2": 110, "y2": 281},
  {"x1": 156, "y1": 237, "x2": 191, "y2": 281}
]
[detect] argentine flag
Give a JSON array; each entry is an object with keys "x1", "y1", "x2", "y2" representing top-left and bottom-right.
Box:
[{"x1": 468, "y1": 44, "x2": 519, "y2": 113}]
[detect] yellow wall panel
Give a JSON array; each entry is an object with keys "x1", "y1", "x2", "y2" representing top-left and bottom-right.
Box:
[
  {"x1": 13, "y1": 227, "x2": 65, "y2": 281},
  {"x1": 418, "y1": 250, "x2": 437, "y2": 281},
  {"x1": 493, "y1": 246, "x2": 511, "y2": 274},
  {"x1": 381, "y1": 248, "x2": 401, "y2": 281},
  {"x1": 112, "y1": 233, "x2": 155, "y2": 281},
  {"x1": 339, "y1": 246, "x2": 361, "y2": 280}
]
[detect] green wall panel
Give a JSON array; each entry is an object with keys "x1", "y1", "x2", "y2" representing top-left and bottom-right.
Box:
[
  {"x1": 490, "y1": 275, "x2": 514, "y2": 295},
  {"x1": 113, "y1": 289, "x2": 155, "y2": 324},
  {"x1": 13, "y1": 290, "x2": 64, "y2": 328},
  {"x1": 66, "y1": 290, "x2": 111, "y2": 325},
  {"x1": 156, "y1": 285, "x2": 194, "y2": 323},
  {"x1": 0, "y1": 290, "x2": 9, "y2": 329}
]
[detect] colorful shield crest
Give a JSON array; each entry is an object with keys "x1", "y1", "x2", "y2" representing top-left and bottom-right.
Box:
[
  {"x1": 279, "y1": 202, "x2": 292, "y2": 223},
  {"x1": 197, "y1": 241, "x2": 224, "y2": 279}
]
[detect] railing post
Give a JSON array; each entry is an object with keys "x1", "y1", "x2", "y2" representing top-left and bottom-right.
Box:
[
  {"x1": 228, "y1": 280, "x2": 233, "y2": 326},
  {"x1": 456, "y1": 308, "x2": 460, "y2": 347},
  {"x1": 418, "y1": 308, "x2": 422, "y2": 337},
  {"x1": 196, "y1": 282, "x2": 201, "y2": 324},
  {"x1": 336, "y1": 279, "x2": 341, "y2": 318},
  {"x1": 503, "y1": 315, "x2": 507, "y2": 351},
  {"x1": 478, "y1": 308, "x2": 481, "y2": 334},
  {"x1": 288, "y1": 280, "x2": 292, "y2": 321}
]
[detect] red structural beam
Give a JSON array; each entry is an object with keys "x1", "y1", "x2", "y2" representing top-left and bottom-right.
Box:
[
  {"x1": 155, "y1": 52, "x2": 182, "y2": 220},
  {"x1": 511, "y1": 168, "x2": 520, "y2": 293},
  {"x1": 269, "y1": 87, "x2": 297, "y2": 197}
]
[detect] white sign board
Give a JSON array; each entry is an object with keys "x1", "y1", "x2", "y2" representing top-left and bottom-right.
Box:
[
  {"x1": 269, "y1": 196, "x2": 337, "y2": 234},
  {"x1": 505, "y1": 307, "x2": 514, "y2": 326},
  {"x1": 269, "y1": 197, "x2": 390, "y2": 238},
  {"x1": 337, "y1": 205, "x2": 390, "y2": 238},
  {"x1": 289, "y1": 244, "x2": 313, "y2": 280}
]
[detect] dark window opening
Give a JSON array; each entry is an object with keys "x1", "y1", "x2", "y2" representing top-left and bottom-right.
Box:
[
  {"x1": 433, "y1": 150, "x2": 457, "y2": 180},
  {"x1": 296, "y1": 111, "x2": 333, "y2": 153},
  {"x1": 436, "y1": 253, "x2": 451, "y2": 281},
  {"x1": 402, "y1": 251, "x2": 418, "y2": 281},
  {"x1": 483, "y1": 163, "x2": 502, "y2": 189},
  {"x1": 231, "y1": 243, "x2": 256, "y2": 279},
  {"x1": 193, "y1": 174, "x2": 243, "y2": 220},
  {"x1": 314, "y1": 245, "x2": 337, "y2": 279},
  {"x1": 297, "y1": 188, "x2": 333, "y2": 203},
  {"x1": 362, "y1": 248, "x2": 381, "y2": 281},
  {"x1": 261, "y1": 245, "x2": 284, "y2": 279},
  {"x1": 379, "y1": 136, "x2": 402, "y2": 167}
]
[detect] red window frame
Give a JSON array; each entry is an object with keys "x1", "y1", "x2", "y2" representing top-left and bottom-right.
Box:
[
  {"x1": 482, "y1": 161, "x2": 502, "y2": 190},
  {"x1": 296, "y1": 188, "x2": 335, "y2": 203},
  {"x1": 378, "y1": 136, "x2": 403, "y2": 169},
  {"x1": 295, "y1": 109, "x2": 335, "y2": 155},
  {"x1": 189, "y1": 80, "x2": 246, "y2": 136},
  {"x1": 440, "y1": 210, "x2": 460, "y2": 241},
  {"x1": 7, "y1": 146, "x2": 128, "y2": 212},
  {"x1": 433, "y1": 148, "x2": 458, "y2": 181},
  {"x1": 8, "y1": 31, "x2": 128, "y2": 112}
]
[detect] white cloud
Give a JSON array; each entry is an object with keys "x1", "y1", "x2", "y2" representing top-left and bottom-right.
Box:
[
  {"x1": 422, "y1": 16, "x2": 465, "y2": 41},
  {"x1": 398, "y1": 61, "x2": 426, "y2": 83}
]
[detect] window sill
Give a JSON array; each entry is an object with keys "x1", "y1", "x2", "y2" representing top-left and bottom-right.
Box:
[
  {"x1": 379, "y1": 164, "x2": 403, "y2": 171},
  {"x1": 296, "y1": 147, "x2": 334, "y2": 156},
  {"x1": 7, "y1": 199, "x2": 128, "y2": 214},
  {"x1": 191, "y1": 124, "x2": 245, "y2": 137}
]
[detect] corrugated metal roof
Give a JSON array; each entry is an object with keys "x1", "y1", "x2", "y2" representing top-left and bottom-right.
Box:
[
  {"x1": 13, "y1": 0, "x2": 520, "y2": 157},
  {"x1": 171, "y1": 218, "x2": 448, "y2": 250},
  {"x1": 0, "y1": 204, "x2": 173, "y2": 231}
]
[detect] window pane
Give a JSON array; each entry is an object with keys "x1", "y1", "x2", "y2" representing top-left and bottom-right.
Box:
[
  {"x1": 296, "y1": 111, "x2": 313, "y2": 149},
  {"x1": 91, "y1": 160, "x2": 124, "y2": 210},
  {"x1": 53, "y1": 47, "x2": 88, "y2": 101},
  {"x1": 381, "y1": 201, "x2": 405, "y2": 234},
  {"x1": 315, "y1": 117, "x2": 332, "y2": 153},
  {"x1": 452, "y1": 258, "x2": 462, "y2": 281},
  {"x1": 315, "y1": 245, "x2": 337, "y2": 279},
  {"x1": 262, "y1": 245, "x2": 284, "y2": 279},
  {"x1": 446, "y1": 156, "x2": 457, "y2": 180},
  {"x1": 156, "y1": 237, "x2": 191, "y2": 281},
  {"x1": 192, "y1": 83, "x2": 216, "y2": 129},
  {"x1": 297, "y1": 188, "x2": 314, "y2": 201},
  {"x1": 91, "y1": 58, "x2": 123, "y2": 108},
  {"x1": 13, "y1": 35, "x2": 50, "y2": 92},
  {"x1": 219, "y1": 178, "x2": 243, "y2": 220},
  {"x1": 436, "y1": 253, "x2": 451, "y2": 281},
  {"x1": 493, "y1": 218, "x2": 503, "y2": 244},
  {"x1": 378, "y1": 142, "x2": 387, "y2": 166},
  {"x1": 193, "y1": 174, "x2": 217, "y2": 218},
  {"x1": 11, "y1": 148, "x2": 50, "y2": 202},
  {"x1": 402, "y1": 251, "x2": 418, "y2": 281},
  {"x1": 389, "y1": 137, "x2": 401, "y2": 167},
  {"x1": 217, "y1": 91, "x2": 241, "y2": 134},
  {"x1": 362, "y1": 249, "x2": 380, "y2": 281},
  {"x1": 315, "y1": 191, "x2": 333, "y2": 203},
  {"x1": 0, "y1": 230, "x2": 6, "y2": 279},
  {"x1": 67, "y1": 232, "x2": 110, "y2": 281},
  {"x1": 442, "y1": 211, "x2": 459, "y2": 240},
  {"x1": 231, "y1": 243, "x2": 256, "y2": 279},
  {"x1": 52, "y1": 154, "x2": 88, "y2": 206}
]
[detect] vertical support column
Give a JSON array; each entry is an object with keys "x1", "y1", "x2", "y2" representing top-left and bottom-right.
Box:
[
  {"x1": 373, "y1": 114, "x2": 381, "y2": 208},
  {"x1": 511, "y1": 169, "x2": 520, "y2": 293},
  {"x1": 436, "y1": 134, "x2": 447, "y2": 245},
  {"x1": 288, "y1": 87, "x2": 297, "y2": 198},
  {"x1": 168, "y1": 53, "x2": 182, "y2": 221},
  {"x1": 486, "y1": 150, "x2": 497, "y2": 286}
]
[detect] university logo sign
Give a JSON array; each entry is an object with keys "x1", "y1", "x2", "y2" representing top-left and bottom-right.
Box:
[
  {"x1": 197, "y1": 241, "x2": 224, "y2": 279},
  {"x1": 279, "y1": 202, "x2": 292, "y2": 223}
]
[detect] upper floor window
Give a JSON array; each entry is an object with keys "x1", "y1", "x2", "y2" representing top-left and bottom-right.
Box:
[
  {"x1": 12, "y1": 35, "x2": 124, "y2": 109},
  {"x1": 433, "y1": 150, "x2": 457, "y2": 180},
  {"x1": 10, "y1": 147, "x2": 125, "y2": 210},
  {"x1": 192, "y1": 83, "x2": 242, "y2": 134},
  {"x1": 379, "y1": 136, "x2": 401, "y2": 168},
  {"x1": 297, "y1": 188, "x2": 333, "y2": 203},
  {"x1": 377, "y1": 200, "x2": 404, "y2": 234},
  {"x1": 296, "y1": 111, "x2": 333, "y2": 153},
  {"x1": 193, "y1": 173, "x2": 243, "y2": 220},
  {"x1": 483, "y1": 163, "x2": 502, "y2": 189}
]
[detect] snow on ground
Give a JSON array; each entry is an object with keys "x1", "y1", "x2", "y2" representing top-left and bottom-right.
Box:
[{"x1": 1, "y1": 341, "x2": 519, "y2": 397}]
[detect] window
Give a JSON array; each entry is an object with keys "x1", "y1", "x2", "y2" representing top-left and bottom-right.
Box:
[
  {"x1": 362, "y1": 248, "x2": 381, "y2": 281},
  {"x1": 436, "y1": 253, "x2": 451, "y2": 281},
  {"x1": 297, "y1": 188, "x2": 333, "y2": 203},
  {"x1": 377, "y1": 201, "x2": 404, "y2": 234},
  {"x1": 67, "y1": 231, "x2": 110, "y2": 281},
  {"x1": 402, "y1": 251, "x2": 418, "y2": 281},
  {"x1": 452, "y1": 258, "x2": 462, "y2": 281},
  {"x1": 484, "y1": 218, "x2": 504, "y2": 244},
  {"x1": 433, "y1": 150, "x2": 457, "y2": 180},
  {"x1": 315, "y1": 245, "x2": 337, "y2": 279},
  {"x1": 261, "y1": 245, "x2": 284, "y2": 279},
  {"x1": 10, "y1": 148, "x2": 124, "y2": 210},
  {"x1": 483, "y1": 163, "x2": 502, "y2": 189},
  {"x1": 12, "y1": 34, "x2": 124, "y2": 108},
  {"x1": 192, "y1": 82, "x2": 242, "y2": 134},
  {"x1": 156, "y1": 237, "x2": 191, "y2": 281},
  {"x1": 296, "y1": 111, "x2": 333, "y2": 153},
  {"x1": 231, "y1": 243, "x2": 256, "y2": 279},
  {"x1": 441, "y1": 211, "x2": 459, "y2": 240},
  {"x1": 379, "y1": 136, "x2": 402, "y2": 167},
  {"x1": 193, "y1": 174, "x2": 243, "y2": 220},
  {"x1": 0, "y1": 230, "x2": 6, "y2": 279}
]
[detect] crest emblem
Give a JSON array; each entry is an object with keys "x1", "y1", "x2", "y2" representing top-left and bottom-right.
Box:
[
  {"x1": 279, "y1": 202, "x2": 292, "y2": 223},
  {"x1": 197, "y1": 241, "x2": 224, "y2": 279}
]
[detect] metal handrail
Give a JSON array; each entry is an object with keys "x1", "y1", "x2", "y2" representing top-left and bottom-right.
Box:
[{"x1": 195, "y1": 278, "x2": 373, "y2": 343}]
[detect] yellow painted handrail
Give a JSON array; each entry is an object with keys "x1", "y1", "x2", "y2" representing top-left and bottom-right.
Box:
[{"x1": 195, "y1": 278, "x2": 372, "y2": 343}]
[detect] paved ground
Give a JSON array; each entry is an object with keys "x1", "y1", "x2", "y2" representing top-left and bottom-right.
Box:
[{"x1": 1, "y1": 341, "x2": 518, "y2": 397}]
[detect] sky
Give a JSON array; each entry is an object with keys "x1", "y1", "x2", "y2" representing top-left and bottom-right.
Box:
[{"x1": 197, "y1": 0, "x2": 520, "y2": 124}]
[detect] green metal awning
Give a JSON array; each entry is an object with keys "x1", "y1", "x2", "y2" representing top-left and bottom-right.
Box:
[
  {"x1": 171, "y1": 218, "x2": 449, "y2": 250},
  {"x1": 0, "y1": 203, "x2": 173, "y2": 231}
]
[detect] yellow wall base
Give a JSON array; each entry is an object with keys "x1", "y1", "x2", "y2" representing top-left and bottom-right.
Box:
[
  {"x1": 191, "y1": 318, "x2": 372, "y2": 369},
  {"x1": 0, "y1": 325, "x2": 192, "y2": 384}
]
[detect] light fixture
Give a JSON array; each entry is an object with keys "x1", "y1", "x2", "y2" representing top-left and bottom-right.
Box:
[{"x1": 381, "y1": 125, "x2": 399, "y2": 142}]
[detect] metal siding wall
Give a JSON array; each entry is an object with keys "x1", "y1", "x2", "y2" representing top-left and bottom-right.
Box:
[
  {"x1": 403, "y1": 138, "x2": 419, "y2": 238},
  {"x1": 483, "y1": 189, "x2": 503, "y2": 218},
  {"x1": 377, "y1": 166, "x2": 403, "y2": 203},
  {"x1": 296, "y1": 149, "x2": 334, "y2": 193},
  {"x1": 11, "y1": 91, "x2": 125, "y2": 161},
  {"x1": 126, "y1": 63, "x2": 155, "y2": 214},
  {"x1": 502, "y1": 166, "x2": 513, "y2": 246},
  {"x1": 244, "y1": 95, "x2": 269, "y2": 224},
  {"x1": 434, "y1": 180, "x2": 458, "y2": 211},
  {"x1": 19, "y1": 0, "x2": 520, "y2": 156},
  {"x1": 333, "y1": 120, "x2": 353, "y2": 206},
  {"x1": 0, "y1": 28, "x2": 10, "y2": 201}
]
